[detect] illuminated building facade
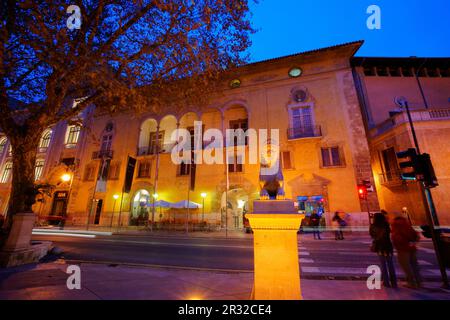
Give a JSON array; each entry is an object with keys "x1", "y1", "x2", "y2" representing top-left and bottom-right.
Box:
[{"x1": 1, "y1": 41, "x2": 449, "y2": 228}]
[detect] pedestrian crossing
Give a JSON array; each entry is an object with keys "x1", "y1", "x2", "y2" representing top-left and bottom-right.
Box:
[{"x1": 296, "y1": 238, "x2": 442, "y2": 279}]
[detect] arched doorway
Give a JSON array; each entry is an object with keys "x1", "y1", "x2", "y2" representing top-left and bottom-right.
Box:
[
  {"x1": 130, "y1": 189, "x2": 151, "y2": 226},
  {"x1": 220, "y1": 188, "x2": 249, "y2": 230}
]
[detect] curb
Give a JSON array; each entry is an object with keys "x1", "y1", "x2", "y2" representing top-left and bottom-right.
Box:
[{"x1": 64, "y1": 259, "x2": 254, "y2": 274}]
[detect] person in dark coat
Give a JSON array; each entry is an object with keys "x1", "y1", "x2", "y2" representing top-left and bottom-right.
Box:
[
  {"x1": 391, "y1": 215, "x2": 422, "y2": 289},
  {"x1": 310, "y1": 211, "x2": 321, "y2": 240},
  {"x1": 369, "y1": 212, "x2": 397, "y2": 288},
  {"x1": 332, "y1": 211, "x2": 345, "y2": 240}
]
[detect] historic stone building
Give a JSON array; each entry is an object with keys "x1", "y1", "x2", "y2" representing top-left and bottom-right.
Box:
[
  {"x1": 1, "y1": 41, "x2": 448, "y2": 229},
  {"x1": 353, "y1": 57, "x2": 450, "y2": 226}
]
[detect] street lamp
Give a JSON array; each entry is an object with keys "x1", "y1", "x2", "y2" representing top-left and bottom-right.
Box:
[
  {"x1": 110, "y1": 194, "x2": 119, "y2": 229},
  {"x1": 60, "y1": 172, "x2": 73, "y2": 230},
  {"x1": 61, "y1": 173, "x2": 71, "y2": 182},
  {"x1": 200, "y1": 192, "x2": 207, "y2": 223}
]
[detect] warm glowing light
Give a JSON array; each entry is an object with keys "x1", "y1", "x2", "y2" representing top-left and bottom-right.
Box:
[
  {"x1": 61, "y1": 173, "x2": 71, "y2": 182},
  {"x1": 200, "y1": 192, "x2": 207, "y2": 198},
  {"x1": 153, "y1": 193, "x2": 159, "y2": 199},
  {"x1": 113, "y1": 194, "x2": 119, "y2": 200},
  {"x1": 237, "y1": 200, "x2": 246, "y2": 209},
  {"x1": 187, "y1": 295, "x2": 203, "y2": 300}
]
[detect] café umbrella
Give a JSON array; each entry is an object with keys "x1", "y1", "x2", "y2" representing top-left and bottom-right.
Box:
[{"x1": 170, "y1": 200, "x2": 202, "y2": 209}]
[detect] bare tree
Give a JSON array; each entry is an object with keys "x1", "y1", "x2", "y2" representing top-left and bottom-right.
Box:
[{"x1": 0, "y1": 0, "x2": 253, "y2": 245}]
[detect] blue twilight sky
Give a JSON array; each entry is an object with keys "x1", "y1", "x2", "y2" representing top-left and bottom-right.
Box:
[{"x1": 247, "y1": 0, "x2": 450, "y2": 62}]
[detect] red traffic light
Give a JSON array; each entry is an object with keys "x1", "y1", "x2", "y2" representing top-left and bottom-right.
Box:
[{"x1": 357, "y1": 185, "x2": 367, "y2": 200}]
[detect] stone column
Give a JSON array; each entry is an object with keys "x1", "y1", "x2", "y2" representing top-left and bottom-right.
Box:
[
  {"x1": 0, "y1": 212, "x2": 50, "y2": 267},
  {"x1": 2, "y1": 212, "x2": 35, "y2": 252},
  {"x1": 246, "y1": 200, "x2": 304, "y2": 300}
]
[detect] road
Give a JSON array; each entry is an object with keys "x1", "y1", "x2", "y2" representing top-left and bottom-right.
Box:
[{"x1": 32, "y1": 231, "x2": 444, "y2": 280}]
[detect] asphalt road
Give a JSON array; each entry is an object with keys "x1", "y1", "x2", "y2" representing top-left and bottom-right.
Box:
[{"x1": 31, "y1": 231, "x2": 444, "y2": 279}]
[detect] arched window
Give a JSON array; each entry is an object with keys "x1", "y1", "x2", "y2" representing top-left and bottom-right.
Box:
[
  {"x1": 0, "y1": 138, "x2": 7, "y2": 155},
  {"x1": 100, "y1": 123, "x2": 114, "y2": 153},
  {"x1": 39, "y1": 130, "x2": 52, "y2": 150},
  {"x1": 34, "y1": 159, "x2": 45, "y2": 181},
  {"x1": 0, "y1": 162, "x2": 12, "y2": 183}
]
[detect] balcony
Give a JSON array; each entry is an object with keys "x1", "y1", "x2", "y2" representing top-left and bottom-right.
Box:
[
  {"x1": 379, "y1": 171, "x2": 404, "y2": 187},
  {"x1": 92, "y1": 149, "x2": 114, "y2": 160},
  {"x1": 287, "y1": 126, "x2": 322, "y2": 140},
  {"x1": 137, "y1": 143, "x2": 176, "y2": 156},
  {"x1": 370, "y1": 107, "x2": 450, "y2": 138}
]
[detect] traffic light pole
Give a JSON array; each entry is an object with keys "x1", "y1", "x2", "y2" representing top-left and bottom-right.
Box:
[
  {"x1": 403, "y1": 101, "x2": 448, "y2": 288},
  {"x1": 419, "y1": 183, "x2": 448, "y2": 287},
  {"x1": 404, "y1": 102, "x2": 421, "y2": 155}
]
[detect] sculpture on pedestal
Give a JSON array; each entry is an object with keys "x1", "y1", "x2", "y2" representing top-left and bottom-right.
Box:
[{"x1": 259, "y1": 141, "x2": 285, "y2": 200}]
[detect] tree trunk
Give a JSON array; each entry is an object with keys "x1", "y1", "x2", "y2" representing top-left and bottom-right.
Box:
[{"x1": 0, "y1": 129, "x2": 41, "y2": 248}]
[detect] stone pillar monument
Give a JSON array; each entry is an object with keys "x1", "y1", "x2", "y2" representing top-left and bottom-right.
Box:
[
  {"x1": 246, "y1": 141, "x2": 305, "y2": 299},
  {"x1": 246, "y1": 200, "x2": 304, "y2": 300},
  {"x1": 0, "y1": 212, "x2": 50, "y2": 267}
]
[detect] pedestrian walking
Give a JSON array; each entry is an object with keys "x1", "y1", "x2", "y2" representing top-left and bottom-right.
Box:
[
  {"x1": 332, "y1": 211, "x2": 345, "y2": 240},
  {"x1": 391, "y1": 214, "x2": 422, "y2": 289},
  {"x1": 310, "y1": 211, "x2": 321, "y2": 240},
  {"x1": 369, "y1": 212, "x2": 397, "y2": 288}
]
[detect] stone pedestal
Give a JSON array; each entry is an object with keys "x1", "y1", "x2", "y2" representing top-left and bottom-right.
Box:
[
  {"x1": 0, "y1": 212, "x2": 50, "y2": 267},
  {"x1": 246, "y1": 200, "x2": 304, "y2": 300}
]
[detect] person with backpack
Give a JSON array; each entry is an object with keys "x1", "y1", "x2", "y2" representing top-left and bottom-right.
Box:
[
  {"x1": 369, "y1": 212, "x2": 397, "y2": 288},
  {"x1": 310, "y1": 211, "x2": 321, "y2": 240},
  {"x1": 391, "y1": 214, "x2": 422, "y2": 289}
]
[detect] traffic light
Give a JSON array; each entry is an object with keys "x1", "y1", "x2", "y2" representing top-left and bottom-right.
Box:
[
  {"x1": 419, "y1": 153, "x2": 438, "y2": 188},
  {"x1": 396, "y1": 148, "x2": 419, "y2": 180},
  {"x1": 357, "y1": 184, "x2": 367, "y2": 200},
  {"x1": 396, "y1": 148, "x2": 438, "y2": 188}
]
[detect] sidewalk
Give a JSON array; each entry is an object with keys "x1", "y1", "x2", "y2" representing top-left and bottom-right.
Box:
[{"x1": 0, "y1": 261, "x2": 449, "y2": 300}]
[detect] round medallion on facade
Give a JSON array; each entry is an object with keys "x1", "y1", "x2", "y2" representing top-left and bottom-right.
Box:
[{"x1": 288, "y1": 67, "x2": 302, "y2": 78}]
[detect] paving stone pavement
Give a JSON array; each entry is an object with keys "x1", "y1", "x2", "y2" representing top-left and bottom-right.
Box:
[{"x1": 0, "y1": 261, "x2": 449, "y2": 300}]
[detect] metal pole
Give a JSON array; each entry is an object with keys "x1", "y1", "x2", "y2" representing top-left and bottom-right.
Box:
[
  {"x1": 221, "y1": 114, "x2": 229, "y2": 238},
  {"x1": 366, "y1": 197, "x2": 371, "y2": 224},
  {"x1": 404, "y1": 102, "x2": 421, "y2": 154},
  {"x1": 225, "y1": 170, "x2": 229, "y2": 238},
  {"x1": 151, "y1": 126, "x2": 160, "y2": 232},
  {"x1": 110, "y1": 199, "x2": 117, "y2": 229},
  {"x1": 186, "y1": 187, "x2": 190, "y2": 234},
  {"x1": 420, "y1": 183, "x2": 448, "y2": 287},
  {"x1": 202, "y1": 198, "x2": 205, "y2": 222},
  {"x1": 151, "y1": 192, "x2": 155, "y2": 232},
  {"x1": 116, "y1": 191, "x2": 124, "y2": 232},
  {"x1": 403, "y1": 100, "x2": 448, "y2": 287},
  {"x1": 415, "y1": 58, "x2": 429, "y2": 109}
]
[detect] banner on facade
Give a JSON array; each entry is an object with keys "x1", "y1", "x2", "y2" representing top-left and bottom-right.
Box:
[
  {"x1": 95, "y1": 157, "x2": 111, "y2": 193},
  {"x1": 123, "y1": 156, "x2": 137, "y2": 194}
]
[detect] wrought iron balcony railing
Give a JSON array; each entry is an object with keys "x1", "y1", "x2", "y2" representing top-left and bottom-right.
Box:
[{"x1": 287, "y1": 125, "x2": 322, "y2": 140}]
